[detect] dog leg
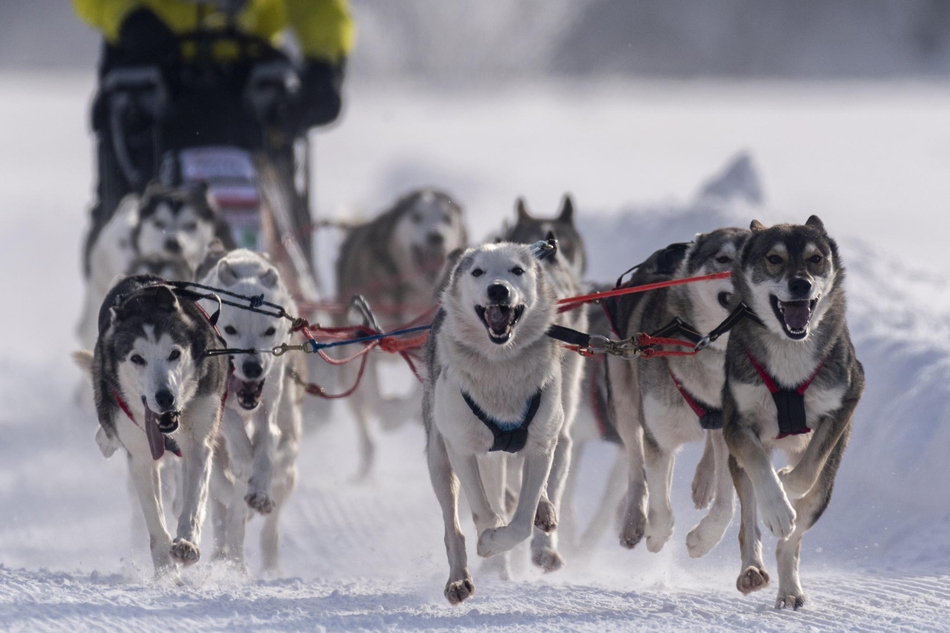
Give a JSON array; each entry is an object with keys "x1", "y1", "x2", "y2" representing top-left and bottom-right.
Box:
[
  {"x1": 172, "y1": 403, "x2": 217, "y2": 567},
  {"x1": 775, "y1": 432, "x2": 848, "y2": 609},
  {"x1": 224, "y1": 479, "x2": 250, "y2": 572},
  {"x1": 778, "y1": 398, "x2": 857, "y2": 500},
  {"x1": 427, "y1": 432, "x2": 474, "y2": 605},
  {"x1": 126, "y1": 453, "x2": 175, "y2": 576},
  {"x1": 576, "y1": 446, "x2": 627, "y2": 557},
  {"x1": 642, "y1": 441, "x2": 675, "y2": 553},
  {"x1": 686, "y1": 430, "x2": 736, "y2": 558},
  {"x1": 557, "y1": 439, "x2": 585, "y2": 555},
  {"x1": 691, "y1": 432, "x2": 715, "y2": 509},
  {"x1": 730, "y1": 455, "x2": 770, "y2": 595},
  {"x1": 477, "y1": 452, "x2": 512, "y2": 580},
  {"x1": 246, "y1": 377, "x2": 283, "y2": 514},
  {"x1": 260, "y1": 501, "x2": 283, "y2": 574},
  {"x1": 608, "y1": 357, "x2": 648, "y2": 549},
  {"x1": 531, "y1": 427, "x2": 571, "y2": 572},
  {"x1": 478, "y1": 444, "x2": 555, "y2": 558},
  {"x1": 728, "y1": 425, "x2": 795, "y2": 539}
]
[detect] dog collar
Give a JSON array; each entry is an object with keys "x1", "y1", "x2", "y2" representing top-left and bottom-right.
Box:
[
  {"x1": 668, "y1": 369, "x2": 723, "y2": 430},
  {"x1": 462, "y1": 388, "x2": 543, "y2": 453},
  {"x1": 745, "y1": 350, "x2": 825, "y2": 439}
]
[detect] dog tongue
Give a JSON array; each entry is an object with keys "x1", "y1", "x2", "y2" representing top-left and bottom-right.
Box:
[
  {"x1": 782, "y1": 300, "x2": 811, "y2": 331},
  {"x1": 143, "y1": 406, "x2": 166, "y2": 460},
  {"x1": 485, "y1": 306, "x2": 510, "y2": 332}
]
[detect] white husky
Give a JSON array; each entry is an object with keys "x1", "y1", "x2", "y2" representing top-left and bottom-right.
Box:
[
  {"x1": 199, "y1": 249, "x2": 302, "y2": 573},
  {"x1": 422, "y1": 242, "x2": 565, "y2": 605}
]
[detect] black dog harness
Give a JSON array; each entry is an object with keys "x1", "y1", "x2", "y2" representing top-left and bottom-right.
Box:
[
  {"x1": 746, "y1": 350, "x2": 825, "y2": 439},
  {"x1": 668, "y1": 369, "x2": 723, "y2": 430},
  {"x1": 462, "y1": 389, "x2": 543, "y2": 453}
]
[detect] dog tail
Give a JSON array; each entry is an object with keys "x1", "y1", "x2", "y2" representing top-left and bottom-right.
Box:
[{"x1": 72, "y1": 350, "x2": 94, "y2": 378}]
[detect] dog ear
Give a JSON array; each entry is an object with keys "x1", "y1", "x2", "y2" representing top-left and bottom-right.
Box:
[
  {"x1": 516, "y1": 198, "x2": 531, "y2": 222},
  {"x1": 217, "y1": 260, "x2": 238, "y2": 286},
  {"x1": 750, "y1": 219, "x2": 767, "y2": 233},
  {"x1": 153, "y1": 286, "x2": 180, "y2": 312},
  {"x1": 805, "y1": 215, "x2": 826, "y2": 234},
  {"x1": 557, "y1": 194, "x2": 575, "y2": 224},
  {"x1": 260, "y1": 267, "x2": 279, "y2": 289}
]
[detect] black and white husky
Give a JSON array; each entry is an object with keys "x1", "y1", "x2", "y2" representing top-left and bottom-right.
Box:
[
  {"x1": 80, "y1": 275, "x2": 229, "y2": 576},
  {"x1": 723, "y1": 217, "x2": 864, "y2": 609},
  {"x1": 78, "y1": 184, "x2": 235, "y2": 349},
  {"x1": 423, "y1": 242, "x2": 566, "y2": 605},
  {"x1": 199, "y1": 249, "x2": 302, "y2": 573},
  {"x1": 607, "y1": 228, "x2": 750, "y2": 557},
  {"x1": 335, "y1": 188, "x2": 468, "y2": 479},
  {"x1": 502, "y1": 195, "x2": 587, "y2": 572}
]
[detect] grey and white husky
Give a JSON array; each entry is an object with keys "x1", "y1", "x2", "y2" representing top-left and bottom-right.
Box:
[
  {"x1": 607, "y1": 228, "x2": 749, "y2": 557},
  {"x1": 723, "y1": 216, "x2": 864, "y2": 609},
  {"x1": 502, "y1": 195, "x2": 587, "y2": 572},
  {"x1": 199, "y1": 249, "x2": 302, "y2": 573},
  {"x1": 335, "y1": 188, "x2": 467, "y2": 479},
  {"x1": 78, "y1": 184, "x2": 234, "y2": 349},
  {"x1": 79, "y1": 275, "x2": 229, "y2": 576},
  {"x1": 423, "y1": 242, "x2": 565, "y2": 605}
]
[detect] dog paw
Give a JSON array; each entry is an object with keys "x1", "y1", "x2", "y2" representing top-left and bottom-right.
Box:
[
  {"x1": 736, "y1": 566, "x2": 770, "y2": 594},
  {"x1": 245, "y1": 490, "x2": 275, "y2": 514},
  {"x1": 170, "y1": 538, "x2": 200, "y2": 566},
  {"x1": 777, "y1": 466, "x2": 809, "y2": 500},
  {"x1": 619, "y1": 511, "x2": 646, "y2": 549},
  {"x1": 531, "y1": 547, "x2": 565, "y2": 573},
  {"x1": 686, "y1": 523, "x2": 717, "y2": 559},
  {"x1": 691, "y1": 468, "x2": 714, "y2": 510},
  {"x1": 534, "y1": 498, "x2": 558, "y2": 533},
  {"x1": 644, "y1": 513, "x2": 674, "y2": 553},
  {"x1": 759, "y1": 491, "x2": 796, "y2": 540},
  {"x1": 775, "y1": 592, "x2": 806, "y2": 610},
  {"x1": 444, "y1": 574, "x2": 475, "y2": 605}
]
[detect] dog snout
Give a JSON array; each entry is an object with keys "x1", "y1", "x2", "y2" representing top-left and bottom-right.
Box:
[
  {"x1": 164, "y1": 238, "x2": 182, "y2": 254},
  {"x1": 426, "y1": 232, "x2": 444, "y2": 247},
  {"x1": 155, "y1": 389, "x2": 175, "y2": 412},
  {"x1": 487, "y1": 283, "x2": 509, "y2": 304},
  {"x1": 788, "y1": 277, "x2": 812, "y2": 297},
  {"x1": 243, "y1": 359, "x2": 263, "y2": 380}
]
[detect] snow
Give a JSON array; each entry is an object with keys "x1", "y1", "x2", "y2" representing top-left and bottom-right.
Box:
[{"x1": 2, "y1": 71, "x2": 950, "y2": 630}]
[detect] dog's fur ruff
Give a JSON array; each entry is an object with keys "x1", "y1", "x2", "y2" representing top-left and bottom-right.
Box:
[
  {"x1": 423, "y1": 243, "x2": 564, "y2": 605},
  {"x1": 722, "y1": 216, "x2": 864, "y2": 609},
  {"x1": 336, "y1": 188, "x2": 468, "y2": 480},
  {"x1": 87, "y1": 274, "x2": 229, "y2": 576},
  {"x1": 606, "y1": 228, "x2": 750, "y2": 559},
  {"x1": 199, "y1": 249, "x2": 302, "y2": 573}
]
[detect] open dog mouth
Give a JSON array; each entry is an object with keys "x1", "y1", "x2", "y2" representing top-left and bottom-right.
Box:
[
  {"x1": 230, "y1": 375, "x2": 265, "y2": 410},
  {"x1": 412, "y1": 245, "x2": 446, "y2": 279},
  {"x1": 142, "y1": 397, "x2": 180, "y2": 460},
  {"x1": 717, "y1": 291, "x2": 733, "y2": 310},
  {"x1": 770, "y1": 295, "x2": 819, "y2": 340},
  {"x1": 475, "y1": 304, "x2": 525, "y2": 345}
]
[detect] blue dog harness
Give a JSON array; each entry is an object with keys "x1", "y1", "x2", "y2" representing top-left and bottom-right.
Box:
[{"x1": 462, "y1": 389, "x2": 544, "y2": 453}]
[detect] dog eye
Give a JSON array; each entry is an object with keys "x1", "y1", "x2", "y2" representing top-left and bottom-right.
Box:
[
  {"x1": 153, "y1": 221, "x2": 166, "y2": 231},
  {"x1": 168, "y1": 349, "x2": 181, "y2": 361},
  {"x1": 224, "y1": 325, "x2": 237, "y2": 335},
  {"x1": 511, "y1": 267, "x2": 524, "y2": 276},
  {"x1": 471, "y1": 268, "x2": 484, "y2": 277},
  {"x1": 263, "y1": 326, "x2": 276, "y2": 336},
  {"x1": 182, "y1": 222, "x2": 198, "y2": 232},
  {"x1": 130, "y1": 354, "x2": 146, "y2": 366},
  {"x1": 715, "y1": 256, "x2": 731, "y2": 264},
  {"x1": 767, "y1": 255, "x2": 784, "y2": 265},
  {"x1": 809, "y1": 254, "x2": 823, "y2": 264}
]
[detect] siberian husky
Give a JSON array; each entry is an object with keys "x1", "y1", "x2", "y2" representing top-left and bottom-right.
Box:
[
  {"x1": 80, "y1": 275, "x2": 229, "y2": 576},
  {"x1": 335, "y1": 188, "x2": 467, "y2": 479},
  {"x1": 78, "y1": 184, "x2": 234, "y2": 349},
  {"x1": 423, "y1": 242, "x2": 565, "y2": 605},
  {"x1": 501, "y1": 195, "x2": 587, "y2": 572},
  {"x1": 199, "y1": 249, "x2": 303, "y2": 573},
  {"x1": 723, "y1": 216, "x2": 864, "y2": 609},
  {"x1": 606, "y1": 228, "x2": 749, "y2": 557}
]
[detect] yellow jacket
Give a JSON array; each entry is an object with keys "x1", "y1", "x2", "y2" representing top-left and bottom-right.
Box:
[{"x1": 73, "y1": 0, "x2": 354, "y2": 64}]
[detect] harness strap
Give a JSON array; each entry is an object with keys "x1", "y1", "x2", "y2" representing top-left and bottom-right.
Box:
[
  {"x1": 667, "y1": 369, "x2": 723, "y2": 430},
  {"x1": 651, "y1": 317, "x2": 703, "y2": 345},
  {"x1": 695, "y1": 302, "x2": 764, "y2": 350},
  {"x1": 462, "y1": 389, "x2": 543, "y2": 453},
  {"x1": 745, "y1": 349, "x2": 825, "y2": 439}
]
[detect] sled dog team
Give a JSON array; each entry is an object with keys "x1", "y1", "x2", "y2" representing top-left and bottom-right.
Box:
[{"x1": 78, "y1": 186, "x2": 863, "y2": 611}]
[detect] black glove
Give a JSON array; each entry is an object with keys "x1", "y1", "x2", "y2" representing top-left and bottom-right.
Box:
[
  {"x1": 118, "y1": 8, "x2": 179, "y2": 66},
  {"x1": 292, "y1": 59, "x2": 345, "y2": 132}
]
